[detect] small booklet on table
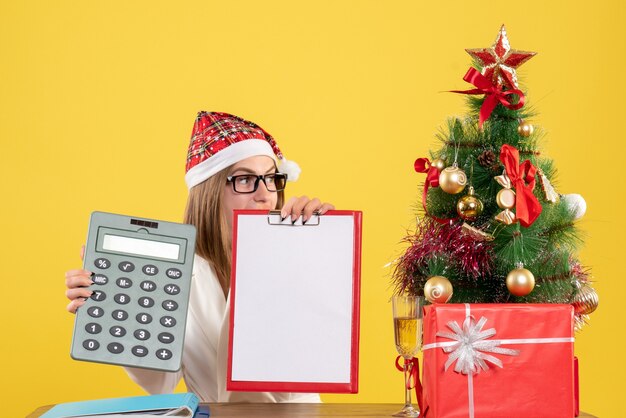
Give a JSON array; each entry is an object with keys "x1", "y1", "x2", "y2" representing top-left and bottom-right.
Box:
[{"x1": 39, "y1": 393, "x2": 201, "y2": 418}]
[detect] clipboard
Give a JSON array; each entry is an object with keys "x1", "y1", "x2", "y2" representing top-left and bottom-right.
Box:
[{"x1": 227, "y1": 209, "x2": 362, "y2": 393}]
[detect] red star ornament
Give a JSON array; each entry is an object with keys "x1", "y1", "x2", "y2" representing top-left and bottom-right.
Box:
[{"x1": 465, "y1": 25, "x2": 536, "y2": 89}]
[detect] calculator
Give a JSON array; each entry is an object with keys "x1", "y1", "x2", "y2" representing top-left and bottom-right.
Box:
[{"x1": 70, "y1": 211, "x2": 196, "y2": 372}]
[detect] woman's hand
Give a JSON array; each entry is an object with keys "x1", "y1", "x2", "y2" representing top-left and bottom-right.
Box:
[
  {"x1": 280, "y1": 196, "x2": 335, "y2": 223},
  {"x1": 65, "y1": 246, "x2": 93, "y2": 313}
]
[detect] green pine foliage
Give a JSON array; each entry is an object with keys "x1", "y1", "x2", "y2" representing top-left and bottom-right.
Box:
[{"x1": 397, "y1": 86, "x2": 585, "y2": 305}]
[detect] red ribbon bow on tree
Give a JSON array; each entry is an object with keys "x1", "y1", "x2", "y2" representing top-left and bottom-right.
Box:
[
  {"x1": 499, "y1": 144, "x2": 542, "y2": 227},
  {"x1": 414, "y1": 158, "x2": 441, "y2": 214},
  {"x1": 395, "y1": 356, "x2": 423, "y2": 412},
  {"x1": 414, "y1": 157, "x2": 440, "y2": 188},
  {"x1": 451, "y1": 67, "x2": 525, "y2": 129},
  {"x1": 414, "y1": 158, "x2": 456, "y2": 224}
]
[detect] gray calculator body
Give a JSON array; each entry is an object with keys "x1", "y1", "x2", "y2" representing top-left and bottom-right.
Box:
[{"x1": 71, "y1": 211, "x2": 196, "y2": 372}]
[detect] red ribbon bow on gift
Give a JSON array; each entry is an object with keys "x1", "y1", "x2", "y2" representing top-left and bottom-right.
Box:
[
  {"x1": 499, "y1": 144, "x2": 542, "y2": 227},
  {"x1": 414, "y1": 158, "x2": 456, "y2": 225},
  {"x1": 395, "y1": 356, "x2": 423, "y2": 412},
  {"x1": 451, "y1": 67, "x2": 525, "y2": 129}
]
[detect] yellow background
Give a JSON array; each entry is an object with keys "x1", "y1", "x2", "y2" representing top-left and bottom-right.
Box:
[{"x1": 1, "y1": 1, "x2": 623, "y2": 416}]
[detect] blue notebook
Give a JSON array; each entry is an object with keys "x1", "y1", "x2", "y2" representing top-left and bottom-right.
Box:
[{"x1": 40, "y1": 393, "x2": 201, "y2": 418}]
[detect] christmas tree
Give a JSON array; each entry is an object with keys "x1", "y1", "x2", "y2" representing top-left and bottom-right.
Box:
[{"x1": 392, "y1": 25, "x2": 598, "y2": 330}]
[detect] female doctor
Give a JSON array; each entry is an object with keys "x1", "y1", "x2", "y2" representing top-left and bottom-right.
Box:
[{"x1": 64, "y1": 111, "x2": 334, "y2": 402}]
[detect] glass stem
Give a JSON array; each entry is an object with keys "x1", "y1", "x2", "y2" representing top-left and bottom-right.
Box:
[{"x1": 404, "y1": 358, "x2": 413, "y2": 408}]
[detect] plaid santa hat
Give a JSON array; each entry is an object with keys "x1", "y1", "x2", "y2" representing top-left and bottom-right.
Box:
[{"x1": 184, "y1": 111, "x2": 301, "y2": 189}]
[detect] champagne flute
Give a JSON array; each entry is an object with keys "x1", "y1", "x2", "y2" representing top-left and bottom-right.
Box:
[{"x1": 392, "y1": 294, "x2": 424, "y2": 417}]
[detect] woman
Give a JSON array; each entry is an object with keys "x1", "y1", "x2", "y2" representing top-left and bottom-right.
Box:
[{"x1": 65, "y1": 111, "x2": 334, "y2": 402}]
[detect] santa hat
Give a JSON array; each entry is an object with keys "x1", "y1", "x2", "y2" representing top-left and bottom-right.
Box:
[{"x1": 184, "y1": 111, "x2": 301, "y2": 189}]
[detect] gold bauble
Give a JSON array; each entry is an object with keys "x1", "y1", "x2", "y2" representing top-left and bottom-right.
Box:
[
  {"x1": 431, "y1": 158, "x2": 446, "y2": 172},
  {"x1": 572, "y1": 284, "x2": 599, "y2": 315},
  {"x1": 506, "y1": 266, "x2": 535, "y2": 296},
  {"x1": 456, "y1": 187, "x2": 484, "y2": 220},
  {"x1": 438, "y1": 166, "x2": 467, "y2": 194},
  {"x1": 496, "y1": 188, "x2": 516, "y2": 209},
  {"x1": 424, "y1": 276, "x2": 453, "y2": 303},
  {"x1": 517, "y1": 121, "x2": 534, "y2": 137}
]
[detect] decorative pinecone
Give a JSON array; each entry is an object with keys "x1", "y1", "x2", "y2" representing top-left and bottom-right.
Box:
[{"x1": 478, "y1": 150, "x2": 497, "y2": 167}]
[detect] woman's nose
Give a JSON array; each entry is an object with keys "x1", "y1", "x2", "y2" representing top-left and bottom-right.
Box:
[{"x1": 252, "y1": 179, "x2": 272, "y2": 201}]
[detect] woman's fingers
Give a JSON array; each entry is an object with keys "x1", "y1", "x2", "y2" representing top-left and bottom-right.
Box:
[
  {"x1": 65, "y1": 267, "x2": 93, "y2": 315},
  {"x1": 317, "y1": 202, "x2": 335, "y2": 215},
  {"x1": 280, "y1": 196, "x2": 297, "y2": 220},
  {"x1": 65, "y1": 245, "x2": 90, "y2": 314},
  {"x1": 65, "y1": 269, "x2": 93, "y2": 289},
  {"x1": 302, "y1": 198, "x2": 321, "y2": 222},
  {"x1": 66, "y1": 287, "x2": 93, "y2": 301},
  {"x1": 67, "y1": 298, "x2": 88, "y2": 314},
  {"x1": 281, "y1": 196, "x2": 335, "y2": 222},
  {"x1": 281, "y1": 196, "x2": 309, "y2": 221}
]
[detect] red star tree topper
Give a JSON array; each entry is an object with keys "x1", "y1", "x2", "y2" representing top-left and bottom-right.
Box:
[{"x1": 466, "y1": 25, "x2": 536, "y2": 89}]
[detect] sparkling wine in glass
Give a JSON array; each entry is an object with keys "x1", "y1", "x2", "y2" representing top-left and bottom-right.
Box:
[{"x1": 392, "y1": 295, "x2": 424, "y2": 417}]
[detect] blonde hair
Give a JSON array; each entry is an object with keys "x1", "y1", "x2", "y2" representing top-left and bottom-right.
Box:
[{"x1": 184, "y1": 164, "x2": 284, "y2": 296}]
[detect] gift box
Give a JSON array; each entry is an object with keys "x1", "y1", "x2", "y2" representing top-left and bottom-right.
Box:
[{"x1": 422, "y1": 303, "x2": 575, "y2": 418}]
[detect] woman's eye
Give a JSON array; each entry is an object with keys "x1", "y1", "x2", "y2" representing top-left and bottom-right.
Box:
[
  {"x1": 237, "y1": 176, "x2": 254, "y2": 185},
  {"x1": 265, "y1": 175, "x2": 276, "y2": 184}
]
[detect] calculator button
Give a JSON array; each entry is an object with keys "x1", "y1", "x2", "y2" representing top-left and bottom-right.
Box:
[
  {"x1": 92, "y1": 274, "x2": 108, "y2": 285},
  {"x1": 140, "y1": 280, "x2": 157, "y2": 292},
  {"x1": 164, "y1": 284, "x2": 180, "y2": 295},
  {"x1": 156, "y1": 349, "x2": 173, "y2": 360},
  {"x1": 134, "y1": 329, "x2": 151, "y2": 341},
  {"x1": 109, "y1": 326, "x2": 127, "y2": 337},
  {"x1": 136, "y1": 313, "x2": 153, "y2": 324},
  {"x1": 107, "y1": 342, "x2": 124, "y2": 354},
  {"x1": 87, "y1": 306, "x2": 104, "y2": 318},
  {"x1": 85, "y1": 323, "x2": 102, "y2": 334},
  {"x1": 166, "y1": 268, "x2": 182, "y2": 279},
  {"x1": 162, "y1": 300, "x2": 178, "y2": 311},
  {"x1": 116, "y1": 277, "x2": 133, "y2": 289},
  {"x1": 118, "y1": 261, "x2": 135, "y2": 272},
  {"x1": 158, "y1": 332, "x2": 175, "y2": 344},
  {"x1": 83, "y1": 339, "x2": 100, "y2": 351},
  {"x1": 142, "y1": 265, "x2": 159, "y2": 276},
  {"x1": 114, "y1": 294, "x2": 131, "y2": 305},
  {"x1": 112, "y1": 309, "x2": 128, "y2": 321},
  {"x1": 90, "y1": 290, "x2": 106, "y2": 302},
  {"x1": 160, "y1": 316, "x2": 177, "y2": 327},
  {"x1": 132, "y1": 346, "x2": 149, "y2": 357},
  {"x1": 138, "y1": 297, "x2": 155, "y2": 308},
  {"x1": 94, "y1": 258, "x2": 111, "y2": 269}
]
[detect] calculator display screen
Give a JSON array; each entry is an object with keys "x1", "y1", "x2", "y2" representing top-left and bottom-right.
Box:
[{"x1": 102, "y1": 234, "x2": 180, "y2": 260}]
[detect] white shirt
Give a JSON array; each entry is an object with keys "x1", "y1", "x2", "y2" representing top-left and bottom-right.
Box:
[{"x1": 125, "y1": 255, "x2": 321, "y2": 403}]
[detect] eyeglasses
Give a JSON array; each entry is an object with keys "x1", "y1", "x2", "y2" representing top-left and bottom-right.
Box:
[{"x1": 226, "y1": 173, "x2": 288, "y2": 194}]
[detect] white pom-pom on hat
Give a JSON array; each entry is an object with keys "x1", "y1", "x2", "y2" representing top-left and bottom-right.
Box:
[{"x1": 279, "y1": 157, "x2": 301, "y2": 182}]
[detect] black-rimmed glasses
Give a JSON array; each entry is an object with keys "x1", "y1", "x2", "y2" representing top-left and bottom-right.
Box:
[{"x1": 226, "y1": 173, "x2": 288, "y2": 194}]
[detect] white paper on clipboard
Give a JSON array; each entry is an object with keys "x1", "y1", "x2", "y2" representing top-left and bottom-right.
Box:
[{"x1": 227, "y1": 209, "x2": 362, "y2": 393}]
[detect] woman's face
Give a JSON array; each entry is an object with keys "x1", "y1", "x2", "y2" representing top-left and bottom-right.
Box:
[{"x1": 221, "y1": 155, "x2": 279, "y2": 230}]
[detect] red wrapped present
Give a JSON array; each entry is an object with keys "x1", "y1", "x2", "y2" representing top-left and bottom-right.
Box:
[{"x1": 422, "y1": 304, "x2": 575, "y2": 418}]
